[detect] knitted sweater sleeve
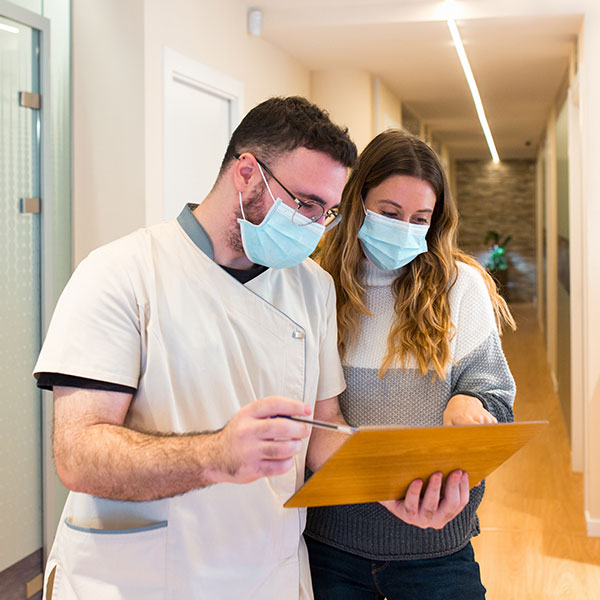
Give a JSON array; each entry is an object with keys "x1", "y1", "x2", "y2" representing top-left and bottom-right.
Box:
[{"x1": 448, "y1": 264, "x2": 516, "y2": 423}]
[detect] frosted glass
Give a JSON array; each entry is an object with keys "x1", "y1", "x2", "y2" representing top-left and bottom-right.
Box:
[{"x1": 0, "y1": 16, "x2": 43, "y2": 572}]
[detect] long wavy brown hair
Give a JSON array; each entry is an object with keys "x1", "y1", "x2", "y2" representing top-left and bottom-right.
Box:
[{"x1": 317, "y1": 129, "x2": 515, "y2": 379}]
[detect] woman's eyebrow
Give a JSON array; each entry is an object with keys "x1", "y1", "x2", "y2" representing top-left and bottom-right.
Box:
[
  {"x1": 377, "y1": 200, "x2": 432, "y2": 213},
  {"x1": 377, "y1": 199, "x2": 402, "y2": 209}
]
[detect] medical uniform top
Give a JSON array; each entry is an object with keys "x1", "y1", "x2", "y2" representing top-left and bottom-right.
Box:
[{"x1": 34, "y1": 204, "x2": 346, "y2": 599}]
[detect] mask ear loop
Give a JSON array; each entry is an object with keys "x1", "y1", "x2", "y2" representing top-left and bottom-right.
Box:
[
  {"x1": 256, "y1": 161, "x2": 277, "y2": 203},
  {"x1": 239, "y1": 160, "x2": 276, "y2": 221},
  {"x1": 238, "y1": 191, "x2": 246, "y2": 220},
  {"x1": 360, "y1": 195, "x2": 368, "y2": 216}
]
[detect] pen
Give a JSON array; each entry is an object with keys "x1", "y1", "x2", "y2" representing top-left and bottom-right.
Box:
[{"x1": 276, "y1": 415, "x2": 356, "y2": 435}]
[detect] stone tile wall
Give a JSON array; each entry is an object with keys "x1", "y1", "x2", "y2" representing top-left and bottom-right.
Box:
[{"x1": 454, "y1": 160, "x2": 537, "y2": 303}]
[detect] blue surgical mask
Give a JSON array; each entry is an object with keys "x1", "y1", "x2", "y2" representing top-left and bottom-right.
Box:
[
  {"x1": 237, "y1": 165, "x2": 325, "y2": 269},
  {"x1": 357, "y1": 206, "x2": 429, "y2": 270}
]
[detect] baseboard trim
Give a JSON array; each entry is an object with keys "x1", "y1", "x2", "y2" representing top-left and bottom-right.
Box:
[
  {"x1": 585, "y1": 511, "x2": 600, "y2": 537},
  {"x1": 550, "y1": 370, "x2": 559, "y2": 393},
  {"x1": 0, "y1": 548, "x2": 42, "y2": 600}
]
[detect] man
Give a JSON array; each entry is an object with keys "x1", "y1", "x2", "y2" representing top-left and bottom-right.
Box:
[
  {"x1": 35, "y1": 96, "x2": 356, "y2": 599},
  {"x1": 35, "y1": 96, "x2": 469, "y2": 599}
]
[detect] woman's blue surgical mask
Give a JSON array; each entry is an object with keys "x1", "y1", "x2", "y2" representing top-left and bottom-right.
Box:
[
  {"x1": 237, "y1": 164, "x2": 325, "y2": 269},
  {"x1": 357, "y1": 203, "x2": 429, "y2": 270}
]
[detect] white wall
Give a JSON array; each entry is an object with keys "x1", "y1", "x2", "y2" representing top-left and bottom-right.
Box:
[
  {"x1": 374, "y1": 76, "x2": 402, "y2": 134},
  {"x1": 310, "y1": 68, "x2": 373, "y2": 153},
  {"x1": 310, "y1": 70, "x2": 407, "y2": 155},
  {"x1": 580, "y1": 8, "x2": 600, "y2": 535},
  {"x1": 72, "y1": 0, "x2": 146, "y2": 265}
]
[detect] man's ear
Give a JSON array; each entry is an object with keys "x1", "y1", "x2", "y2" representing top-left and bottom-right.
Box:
[{"x1": 232, "y1": 153, "x2": 258, "y2": 192}]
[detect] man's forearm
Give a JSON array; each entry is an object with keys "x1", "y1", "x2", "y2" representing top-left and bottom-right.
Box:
[
  {"x1": 53, "y1": 386, "x2": 312, "y2": 501},
  {"x1": 56, "y1": 423, "x2": 227, "y2": 501}
]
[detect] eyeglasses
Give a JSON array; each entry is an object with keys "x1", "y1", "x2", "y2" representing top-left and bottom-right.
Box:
[{"x1": 235, "y1": 153, "x2": 343, "y2": 231}]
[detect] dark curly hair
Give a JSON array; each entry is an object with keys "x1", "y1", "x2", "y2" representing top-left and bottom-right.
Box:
[{"x1": 219, "y1": 96, "x2": 357, "y2": 174}]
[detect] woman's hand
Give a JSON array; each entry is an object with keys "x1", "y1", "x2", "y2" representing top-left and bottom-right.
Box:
[
  {"x1": 443, "y1": 394, "x2": 497, "y2": 426},
  {"x1": 379, "y1": 470, "x2": 469, "y2": 530}
]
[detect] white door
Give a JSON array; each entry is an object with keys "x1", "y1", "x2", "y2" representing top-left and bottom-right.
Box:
[{"x1": 164, "y1": 48, "x2": 244, "y2": 220}]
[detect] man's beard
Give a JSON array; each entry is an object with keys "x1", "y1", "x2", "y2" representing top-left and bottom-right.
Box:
[{"x1": 227, "y1": 181, "x2": 269, "y2": 254}]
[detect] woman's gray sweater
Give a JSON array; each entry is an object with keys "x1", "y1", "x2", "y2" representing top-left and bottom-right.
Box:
[{"x1": 305, "y1": 260, "x2": 516, "y2": 560}]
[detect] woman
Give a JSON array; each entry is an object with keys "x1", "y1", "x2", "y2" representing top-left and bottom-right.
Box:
[{"x1": 305, "y1": 130, "x2": 516, "y2": 599}]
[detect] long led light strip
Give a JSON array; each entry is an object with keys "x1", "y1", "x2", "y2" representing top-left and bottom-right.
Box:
[{"x1": 447, "y1": 18, "x2": 500, "y2": 163}]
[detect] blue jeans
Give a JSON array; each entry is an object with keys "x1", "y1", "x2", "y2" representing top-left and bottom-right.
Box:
[{"x1": 305, "y1": 536, "x2": 486, "y2": 600}]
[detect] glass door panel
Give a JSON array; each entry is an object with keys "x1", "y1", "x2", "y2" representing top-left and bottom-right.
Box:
[{"x1": 0, "y1": 15, "x2": 43, "y2": 573}]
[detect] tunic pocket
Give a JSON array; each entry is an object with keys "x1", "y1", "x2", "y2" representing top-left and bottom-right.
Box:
[{"x1": 52, "y1": 520, "x2": 168, "y2": 599}]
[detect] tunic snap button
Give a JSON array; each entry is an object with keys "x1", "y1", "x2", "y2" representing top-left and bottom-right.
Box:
[{"x1": 292, "y1": 330, "x2": 305, "y2": 339}]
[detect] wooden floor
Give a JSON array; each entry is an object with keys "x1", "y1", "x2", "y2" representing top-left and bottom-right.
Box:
[{"x1": 472, "y1": 303, "x2": 600, "y2": 599}]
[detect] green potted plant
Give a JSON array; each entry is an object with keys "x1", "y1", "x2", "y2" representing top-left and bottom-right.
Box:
[{"x1": 484, "y1": 230, "x2": 511, "y2": 295}]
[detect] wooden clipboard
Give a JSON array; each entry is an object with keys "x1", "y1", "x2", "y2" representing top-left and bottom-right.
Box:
[{"x1": 285, "y1": 421, "x2": 547, "y2": 508}]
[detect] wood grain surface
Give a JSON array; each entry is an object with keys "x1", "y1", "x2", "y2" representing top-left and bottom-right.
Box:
[{"x1": 286, "y1": 421, "x2": 546, "y2": 508}]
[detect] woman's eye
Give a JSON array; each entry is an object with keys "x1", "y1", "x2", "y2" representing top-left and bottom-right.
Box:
[{"x1": 382, "y1": 211, "x2": 399, "y2": 219}]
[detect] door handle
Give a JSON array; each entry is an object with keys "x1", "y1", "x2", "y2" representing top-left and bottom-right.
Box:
[{"x1": 20, "y1": 197, "x2": 41, "y2": 214}]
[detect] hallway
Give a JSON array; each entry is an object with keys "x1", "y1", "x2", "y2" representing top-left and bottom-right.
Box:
[{"x1": 472, "y1": 303, "x2": 600, "y2": 599}]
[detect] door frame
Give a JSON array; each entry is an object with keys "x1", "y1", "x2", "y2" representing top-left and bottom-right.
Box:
[
  {"x1": 568, "y1": 75, "x2": 584, "y2": 473},
  {"x1": 0, "y1": 0, "x2": 56, "y2": 563}
]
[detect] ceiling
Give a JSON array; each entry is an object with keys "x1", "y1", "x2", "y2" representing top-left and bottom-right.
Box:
[{"x1": 241, "y1": 1, "x2": 582, "y2": 160}]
